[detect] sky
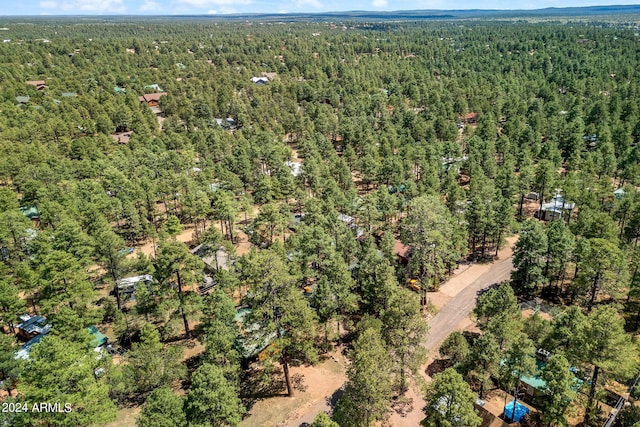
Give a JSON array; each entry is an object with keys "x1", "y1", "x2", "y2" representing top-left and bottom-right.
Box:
[{"x1": 1, "y1": 0, "x2": 639, "y2": 16}]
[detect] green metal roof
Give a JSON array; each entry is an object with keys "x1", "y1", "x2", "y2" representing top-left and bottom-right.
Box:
[
  {"x1": 19, "y1": 206, "x2": 39, "y2": 219},
  {"x1": 86, "y1": 325, "x2": 107, "y2": 347}
]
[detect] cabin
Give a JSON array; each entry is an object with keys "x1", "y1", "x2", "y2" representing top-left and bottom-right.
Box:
[
  {"x1": 285, "y1": 161, "x2": 302, "y2": 177},
  {"x1": 25, "y1": 80, "x2": 46, "y2": 90},
  {"x1": 138, "y1": 92, "x2": 166, "y2": 107},
  {"x1": 87, "y1": 325, "x2": 108, "y2": 347},
  {"x1": 460, "y1": 112, "x2": 479, "y2": 124},
  {"x1": 539, "y1": 193, "x2": 575, "y2": 221},
  {"x1": 16, "y1": 314, "x2": 51, "y2": 341},
  {"x1": 191, "y1": 244, "x2": 233, "y2": 273},
  {"x1": 235, "y1": 307, "x2": 277, "y2": 365},
  {"x1": 14, "y1": 332, "x2": 49, "y2": 360},
  {"x1": 614, "y1": 188, "x2": 626, "y2": 199},
  {"x1": 250, "y1": 76, "x2": 269, "y2": 85},
  {"x1": 117, "y1": 274, "x2": 153, "y2": 296},
  {"x1": 394, "y1": 239, "x2": 411, "y2": 265},
  {"x1": 20, "y1": 206, "x2": 40, "y2": 227}
]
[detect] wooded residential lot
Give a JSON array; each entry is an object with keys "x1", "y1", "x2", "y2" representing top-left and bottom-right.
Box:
[{"x1": 0, "y1": 10, "x2": 640, "y2": 427}]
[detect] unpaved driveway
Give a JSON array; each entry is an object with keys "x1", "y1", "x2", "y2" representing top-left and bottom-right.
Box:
[{"x1": 424, "y1": 253, "x2": 514, "y2": 351}]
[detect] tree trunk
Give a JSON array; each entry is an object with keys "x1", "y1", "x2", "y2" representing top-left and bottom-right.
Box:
[
  {"x1": 399, "y1": 353, "x2": 407, "y2": 394},
  {"x1": 588, "y1": 273, "x2": 601, "y2": 312},
  {"x1": 282, "y1": 353, "x2": 293, "y2": 397},
  {"x1": 518, "y1": 194, "x2": 525, "y2": 221},
  {"x1": 512, "y1": 386, "x2": 519, "y2": 422},
  {"x1": 324, "y1": 321, "x2": 329, "y2": 349},
  {"x1": 176, "y1": 271, "x2": 191, "y2": 339},
  {"x1": 584, "y1": 365, "x2": 600, "y2": 426}
]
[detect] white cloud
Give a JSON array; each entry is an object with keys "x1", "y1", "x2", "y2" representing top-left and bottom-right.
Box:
[
  {"x1": 40, "y1": 0, "x2": 126, "y2": 12},
  {"x1": 40, "y1": 1, "x2": 58, "y2": 8},
  {"x1": 207, "y1": 9, "x2": 217, "y2": 13},
  {"x1": 294, "y1": 0, "x2": 322, "y2": 7},
  {"x1": 372, "y1": 0, "x2": 388, "y2": 6},
  {"x1": 139, "y1": 0, "x2": 161, "y2": 12},
  {"x1": 177, "y1": 0, "x2": 252, "y2": 6}
]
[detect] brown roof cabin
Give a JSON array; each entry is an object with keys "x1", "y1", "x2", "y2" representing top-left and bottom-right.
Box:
[
  {"x1": 25, "y1": 80, "x2": 47, "y2": 90},
  {"x1": 460, "y1": 112, "x2": 479, "y2": 124},
  {"x1": 138, "y1": 92, "x2": 166, "y2": 107},
  {"x1": 394, "y1": 239, "x2": 411, "y2": 265}
]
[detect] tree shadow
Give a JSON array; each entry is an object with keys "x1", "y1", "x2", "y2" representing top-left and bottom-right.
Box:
[
  {"x1": 240, "y1": 365, "x2": 288, "y2": 410},
  {"x1": 425, "y1": 359, "x2": 448, "y2": 377},
  {"x1": 392, "y1": 394, "x2": 414, "y2": 417},
  {"x1": 327, "y1": 387, "x2": 344, "y2": 408}
]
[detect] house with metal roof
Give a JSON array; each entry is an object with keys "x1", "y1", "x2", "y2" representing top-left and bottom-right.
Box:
[
  {"x1": 539, "y1": 193, "x2": 575, "y2": 221},
  {"x1": 16, "y1": 314, "x2": 51, "y2": 341}
]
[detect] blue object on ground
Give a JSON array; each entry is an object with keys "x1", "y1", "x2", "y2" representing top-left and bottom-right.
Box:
[{"x1": 504, "y1": 400, "x2": 530, "y2": 423}]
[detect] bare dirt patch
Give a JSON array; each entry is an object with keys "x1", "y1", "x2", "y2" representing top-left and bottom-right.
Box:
[{"x1": 241, "y1": 349, "x2": 347, "y2": 427}]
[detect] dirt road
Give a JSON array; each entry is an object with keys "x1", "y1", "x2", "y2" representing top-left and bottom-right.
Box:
[{"x1": 424, "y1": 254, "x2": 514, "y2": 351}]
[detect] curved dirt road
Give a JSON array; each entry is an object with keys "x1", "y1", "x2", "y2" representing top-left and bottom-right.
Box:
[{"x1": 424, "y1": 255, "x2": 514, "y2": 351}]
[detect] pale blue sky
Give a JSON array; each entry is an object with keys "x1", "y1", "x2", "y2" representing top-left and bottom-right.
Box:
[{"x1": 0, "y1": 0, "x2": 638, "y2": 16}]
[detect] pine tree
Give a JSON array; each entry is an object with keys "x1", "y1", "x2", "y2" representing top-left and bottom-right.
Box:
[
  {"x1": 382, "y1": 288, "x2": 427, "y2": 393},
  {"x1": 540, "y1": 354, "x2": 575, "y2": 427},
  {"x1": 422, "y1": 367, "x2": 481, "y2": 427},
  {"x1": 185, "y1": 363, "x2": 245, "y2": 427},
  {"x1": 439, "y1": 331, "x2": 469, "y2": 369},
  {"x1": 240, "y1": 250, "x2": 318, "y2": 396},
  {"x1": 124, "y1": 324, "x2": 186, "y2": 395},
  {"x1": 511, "y1": 219, "x2": 548, "y2": 295},
  {"x1": 17, "y1": 335, "x2": 117, "y2": 427},
  {"x1": 333, "y1": 317, "x2": 394, "y2": 427},
  {"x1": 577, "y1": 306, "x2": 637, "y2": 425},
  {"x1": 137, "y1": 387, "x2": 186, "y2": 427}
]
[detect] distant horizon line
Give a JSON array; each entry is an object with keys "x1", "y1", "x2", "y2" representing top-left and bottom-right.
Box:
[{"x1": 2, "y1": 4, "x2": 640, "y2": 18}]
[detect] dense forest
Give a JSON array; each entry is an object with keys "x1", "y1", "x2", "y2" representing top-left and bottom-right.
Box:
[{"x1": 0, "y1": 15, "x2": 639, "y2": 427}]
